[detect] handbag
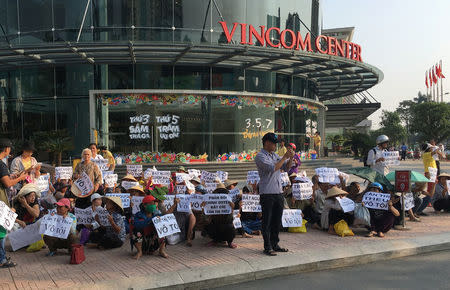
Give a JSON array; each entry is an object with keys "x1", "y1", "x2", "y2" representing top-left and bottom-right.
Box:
[
  {"x1": 79, "y1": 228, "x2": 91, "y2": 245},
  {"x1": 70, "y1": 244, "x2": 86, "y2": 264}
]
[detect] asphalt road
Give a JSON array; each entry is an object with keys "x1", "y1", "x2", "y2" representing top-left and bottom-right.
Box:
[{"x1": 213, "y1": 250, "x2": 450, "y2": 290}]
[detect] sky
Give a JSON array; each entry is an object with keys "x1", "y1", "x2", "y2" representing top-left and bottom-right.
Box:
[{"x1": 322, "y1": 0, "x2": 450, "y2": 128}]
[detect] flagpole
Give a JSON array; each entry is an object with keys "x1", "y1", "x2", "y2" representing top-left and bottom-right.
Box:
[
  {"x1": 441, "y1": 60, "x2": 444, "y2": 103},
  {"x1": 431, "y1": 69, "x2": 435, "y2": 101}
]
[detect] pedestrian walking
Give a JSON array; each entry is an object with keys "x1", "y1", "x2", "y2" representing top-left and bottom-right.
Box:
[
  {"x1": 400, "y1": 143, "x2": 407, "y2": 161},
  {"x1": 366, "y1": 135, "x2": 390, "y2": 175},
  {"x1": 255, "y1": 133, "x2": 294, "y2": 256}
]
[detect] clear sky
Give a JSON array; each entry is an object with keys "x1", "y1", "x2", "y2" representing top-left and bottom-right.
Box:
[{"x1": 322, "y1": 0, "x2": 450, "y2": 128}]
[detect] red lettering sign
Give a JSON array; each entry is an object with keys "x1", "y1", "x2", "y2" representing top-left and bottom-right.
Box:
[{"x1": 395, "y1": 170, "x2": 410, "y2": 192}]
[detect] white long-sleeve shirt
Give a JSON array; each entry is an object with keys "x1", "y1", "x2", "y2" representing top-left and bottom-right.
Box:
[{"x1": 367, "y1": 146, "x2": 389, "y2": 175}]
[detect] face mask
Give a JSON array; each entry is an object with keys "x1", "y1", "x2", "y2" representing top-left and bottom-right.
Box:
[{"x1": 145, "y1": 204, "x2": 157, "y2": 213}]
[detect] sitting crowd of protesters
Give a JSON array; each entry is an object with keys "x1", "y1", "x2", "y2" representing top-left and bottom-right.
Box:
[{"x1": 0, "y1": 137, "x2": 449, "y2": 268}]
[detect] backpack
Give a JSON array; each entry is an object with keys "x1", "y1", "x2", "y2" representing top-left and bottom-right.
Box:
[{"x1": 363, "y1": 148, "x2": 377, "y2": 167}]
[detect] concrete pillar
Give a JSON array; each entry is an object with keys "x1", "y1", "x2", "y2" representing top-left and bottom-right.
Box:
[{"x1": 317, "y1": 106, "x2": 326, "y2": 157}]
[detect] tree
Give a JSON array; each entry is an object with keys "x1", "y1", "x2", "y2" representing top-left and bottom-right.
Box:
[
  {"x1": 326, "y1": 134, "x2": 345, "y2": 151},
  {"x1": 413, "y1": 91, "x2": 429, "y2": 104},
  {"x1": 410, "y1": 102, "x2": 450, "y2": 143},
  {"x1": 343, "y1": 131, "x2": 374, "y2": 157},
  {"x1": 379, "y1": 110, "x2": 406, "y2": 146}
]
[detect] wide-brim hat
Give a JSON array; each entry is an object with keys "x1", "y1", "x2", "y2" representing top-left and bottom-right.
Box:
[
  {"x1": 15, "y1": 183, "x2": 41, "y2": 200},
  {"x1": 190, "y1": 176, "x2": 201, "y2": 184},
  {"x1": 325, "y1": 186, "x2": 348, "y2": 199},
  {"x1": 122, "y1": 174, "x2": 138, "y2": 182},
  {"x1": 216, "y1": 182, "x2": 226, "y2": 190},
  {"x1": 70, "y1": 184, "x2": 93, "y2": 198},
  {"x1": 150, "y1": 186, "x2": 168, "y2": 201},
  {"x1": 437, "y1": 173, "x2": 450, "y2": 179},
  {"x1": 129, "y1": 185, "x2": 145, "y2": 195},
  {"x1": 177, "y1": 166, "x2": 187, "y2": 173},
  {"x1": 224, "y1": 179, "x2": 238, "y2": 188},
  {"x1": 22, "y1": 141, "x2": 36, "y2": 152},
  {"x1": 102, "y1": 196, "x2": 124, "y2": 213}
]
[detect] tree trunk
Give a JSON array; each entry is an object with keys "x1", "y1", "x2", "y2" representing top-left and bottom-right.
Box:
[{"x1": 57, "y1": 152, "x2": 62, "y2": 166}]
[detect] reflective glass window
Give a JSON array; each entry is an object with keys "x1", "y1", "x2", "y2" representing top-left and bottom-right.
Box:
[{"x1": 174, "y1": 66, "x2": 210, "y2": 90}]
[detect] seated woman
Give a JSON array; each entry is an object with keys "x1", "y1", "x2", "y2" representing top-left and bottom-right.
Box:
[
  {"x1": 288, "y1": 177, "x2": 321, "y2": 230},
  {"x1": 131, "y1": 194, "x2": 176, "y2": 259},
  {"x1": 321, "y1": 186, "x2": 354, "y2": 234},
  {"x1": 366, "y1": 183, "x2": 400, "y2": 238},
  {"x1": 202, "y1": 186, "x2": 237, "y2": 248},
  {"x1": 412, "y1": 182, "x2": 432, "y2": 217},
  {"x1": 238, "y1": 185, "x2": 262, "y2": 236},
  {"x1": 90, "y1": 196, "x2": 126, "y2": 249},
  {"x1": 44, "y1": 198, "x2": 77, "y2": 256},
  {"x1": 12, "y1": 184, "x2": 40, "y2": 228},
  {"x1": 431, "y1": 173, "x2": 450, "y2": 212}
]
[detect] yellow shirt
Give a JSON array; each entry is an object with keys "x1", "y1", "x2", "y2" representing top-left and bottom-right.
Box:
[
  {"x1": 423, "y1": 152, "x2": 436, "y2": 173},
  {"x1": 103, "y1": 150, "x2": 115, "y2": 167},
  {"x1": 313, "y1": 135, "x2": 321, "y2": 147},
  {"x1": 22, "y1": 159, "x2": 32, "y2": 170},
  {"x1": 277, "y1": 146, "x2": 287, "y2": 157}
]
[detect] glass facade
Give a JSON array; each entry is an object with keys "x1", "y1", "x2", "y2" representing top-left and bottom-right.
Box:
[{"x1": 0, "y1": 0, "x2": 322, "y2": 160}]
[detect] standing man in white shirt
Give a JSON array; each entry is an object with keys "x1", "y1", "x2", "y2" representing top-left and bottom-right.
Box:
[
  {"x1": 430, "y1": 139, "x2": 445, "y2": 175},
  {"x1": 367, "y1": 135, "x2": 390, "y2": 175}
]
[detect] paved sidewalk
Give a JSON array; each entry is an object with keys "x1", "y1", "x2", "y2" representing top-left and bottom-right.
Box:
[{"x1": 2, "y1": 207, "x2": 450, "y2": 290}]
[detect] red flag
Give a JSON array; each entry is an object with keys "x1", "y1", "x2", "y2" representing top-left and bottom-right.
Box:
[
  {"x1": 432, "y1": 66, "x2": 438, "y2": 84},
  {"x1": 425, "y1": 72, "x2": 429, "y2": 88},
  {"x1": 429, "y1": 70, "x2": 433, "y2": 86},
  {"x1": 438, "y1": 63, "x2": 445, "y2": 78}
]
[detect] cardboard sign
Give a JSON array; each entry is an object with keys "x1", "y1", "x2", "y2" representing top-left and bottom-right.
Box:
[
  {"x1": 55, "y1": 166, "x2": 73, "y2": 180},
  {"x1": 152, "y1": 214, "x2": 181, "y2": 238},
  {"x1": 216, "y1": 171, "x2": 228, "y2": 182},
  {"x1": 292, "y1": 183, "x2": 313, "y2": 200},
  {"x1": 176, "y1": 194, "x2": 191, "y2": 213},
  {"x1": 204, "y1": 194, "x2": 232, "y2": 215},
  {"x1": 7, "y1": 221, "x2": 42, "y2": 251},
  {"x1": 131, "y1": 196, "x2": 145, "y2": 214},
  {"x1": 94, "y1": 159, "x2": 109, "y2": 171},
  {"x1": 205, "y1": 182, "x2": 218, "y2": 193},
  {"x1": 401, "y1": 192, "x2": 415, "y2": 211},
  {"x1": 280, "y1": 172, "x2": 290, "y2": 187},
  {"x1": 429, "y1": 167, "x2": 437, "y2": 182},
  {"x1": 152, "y1": 171, "x2": 171, "y2": 185},
  {"x1": 74, "y1": 207, "x2": 94, "y2": 225},
  {"x1": 121, "y1": 180, "x2": 139, "y2": 190},
  {"x1": 395, "y1": 170, "x2": 410, "y2": 192},
  {"x1": 106, "y1": 193, "x2": 130, "y2": 208},
  {"x1": 201, "y1": 170, "x2": 218, "y2": 183},
  {"x1": 0, "y1": 201, "x2": 18, "y2": 230},
  {"x1": 336, "y1": 197, "x2": 355, "y2": 213},
  {"x1": 362, "y1": 192, "x2": 391, "y2": 210},
  {"x1": 73, "y1": 172, "x2": 94, "y2": 197},
  {"x1": 127, "y1": 165, "x2": 143, "y2": 178},
  {"x1": 95, "y1": 207, "x2": 111, "y2": 226},
  {"x1": 39, "y1": 214, "x2": 73, "y2": 239},
  {"x1": 241, "y1": 194, "x2": 262, "y2": 212},
  {"x1": 37, "y1": 174, "x2": 50, "y2": 196},
  {"x1": 229, "y1": 188, "x2": 240, "y2": 202},
  {"x1": 162, "y1": 195, "x2": 175, "y2": 211},
  {"x1": 282, "y1": 209, "x2": 302, "y2": 227},
  {"x1": 104, "y1": 173, "x2": 118, "y2": 188},
  {"x1": 176, "y1": 185, "x2": 187, "y2": 194},
  {"x1": 247, "y1": 171, "x2": 260, "y2": 184},
  {"x1": 315, "y1": 168, "x2": 339, "y2": 183},
  {"x1": 190, "y1": 194, "x2": 204, "y2": 211},
  {"x1": 383, "y1": 151, "x2": 400, "y2": 166}
]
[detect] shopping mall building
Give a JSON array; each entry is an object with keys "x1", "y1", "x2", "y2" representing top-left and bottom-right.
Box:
[{"x1": 0, "y1": 0, "x2": 382, "y2": 161}]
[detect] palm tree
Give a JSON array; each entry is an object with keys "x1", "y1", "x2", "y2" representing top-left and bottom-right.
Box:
[{"x1": 326, "y1": 134, "x2": 345, "y2": 152}]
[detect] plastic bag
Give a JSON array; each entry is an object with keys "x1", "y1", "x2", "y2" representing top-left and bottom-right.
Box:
[
  {"x1": 334, "y1": 220, "x2": 354, "y2": 237},
  {"x1": 70, "y1": 244, "x2": 86, "y2": 264},
  {"x1": 353, "y1": 203, "x2": 371, "y2": 226},
  {"x1": 26, "y1": 237, "x2": 45, "y2": 252},
  {"x1": 166, "y1": 232, "x2": 182, "y2": 245},
  {"x1": 288, "y1": 219, "x2": 308, "y2": 233}
]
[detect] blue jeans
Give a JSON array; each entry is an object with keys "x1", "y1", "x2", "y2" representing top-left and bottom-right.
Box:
[
  {"x1": 0, "y1": 238, "x2": 6, "y2": 264},
  {"x1": 416, "y1": 196, "x2": 431, "y2": 214}
]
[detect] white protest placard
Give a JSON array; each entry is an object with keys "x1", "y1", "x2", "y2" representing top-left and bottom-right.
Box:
[
  {"x1": 152, "y1": 171, "x2": 171, "y2": 185},
  {"x1": 295, "y1": 176, "x2": 313, "y2": 185},
  {"x1": 176, "y1": 194, "x2": 191, "y2": 213},
  {"x1": 176, "y1": 173, "x2": 189, "y2": 184},
  {"x1": 121, "y1": 180, "x2": 139, "y2": 190},
  {"x1": 188, "y1": 169, "x2": 201, "y2": 179},
  {"x1": 247, "y1": 171, "x2": 260, "y2": 184},
  {"x1": 190, "y1": 194, "x2": 204, "y2": 211},
  {"x1": 204, "y1": 194, "x2": 232, "y2": 215},
  {"x1": 127, "y1": 164, "x2": 143, "y2": 178},
  {"x1": 205, "y1": 182, "x2": 218, "y2": 193},
  {"x1": 429, "y1": 167, "x2": 437, "y2": 182},
  {"x1": 185, "y1": 181, "x2": 195, "y2": 192},
  {"x1": 104, "y1": 173, "x2": 118, "y2": 188},
  {"x1": 401, "y1": 192, "x2": 415, "y2": 211},
  {"x1": 0, "y1": 201, "x2": 18, "y2": 231},
  {"x1": 280, "y1": 172, "x2": 290, "y2": 187},
  {"x1": 55, "y1": 166, "x2": 73, "y2": 180},
  {"x1": 362, "y1": 192, "x2": 391, "y2": 210},
  {"x1": 39, "y1": 214, "x2": 73, "y2": 239},
  {"x1": 201, "y1": 170, "x2": 218, "y2": 183},
  {"x1": 229, "y1": 188, "x2": 240, "y2": 202},
  {"x1": 106, "y1": 193, "x2": 130, "y2": 208},
  {"x1": 339, "y1": 172, "x2": 350, "y2": 183},
  {"x1": 74, "y1": 207, "x2": 94, "y2": 225},
  {"x1": 131, "y1": 196, "x2": 145, "y2": 214},
  {"x1": 37, "y1": 174, "x2": 50, "y2": 196},
  {"x1": 241, "y1": 194, "x2": 262, "y2": 212},
  {"x1": 95, "y1": 207, "x2": 111, "y2": 226},
  {"x1": 336, "y1": 197, "x2": 355, "y2": 213},
  {"x1": 93, "y1": 159, "x2": 109, "y2": 171},
  {"x1": 176, "y1": 185, "x2": 187, "y2": 194},
  {"x1": 383, "y1": 151, "x2": 400, "y2": 166},
  {"x1": 163, "y1": 195, "x2": 175, "y2": 211},
  {"x1": 7, "y1": 221, "x2": 42, "y2": 251},
  {"x1": 74, "y1": 172, "x2": 94, "y2": 197},
  {"x1": 282, "y1": 209, "x2": 303, "y2": 227},
  {"x1": 152, "y1": 213, "x2": 181, "y2": 238},
  {"x1": 315, "y1": 168, "x2": 339, "y2": 183},
  {"x1": 216, "y1": 171, "x2": 228, "y2": 182},
  {"x1": 232, "y1": 210, "x2": 242, "y2": 229},
  {"x1": 292, "y1": 183, "x2": 313, "y2": 200},
  {"x1": 144, "y1": 167, "x2": 157, "y2": 180}
]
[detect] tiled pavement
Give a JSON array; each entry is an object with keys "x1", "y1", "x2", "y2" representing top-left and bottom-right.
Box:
[{"x1": 1, "y1": 207, "x2": 450, "y2": 290}]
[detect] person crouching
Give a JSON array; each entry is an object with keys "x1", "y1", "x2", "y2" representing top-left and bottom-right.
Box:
[{"x1": 321, "y1": 187, "x2": 354, "y2": 234}]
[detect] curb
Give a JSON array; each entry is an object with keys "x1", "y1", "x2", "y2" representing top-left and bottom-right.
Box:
[{"x1": 73, "y1": 232, "x2": 450, "y2": 290}]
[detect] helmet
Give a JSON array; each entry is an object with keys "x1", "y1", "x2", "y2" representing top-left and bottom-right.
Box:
[
  {"x1": 369, "y1": 182, "x2": 383, "y2": 191},
  {"x1": 376, "y1": 135, "x2": 389, "y2": 145}
]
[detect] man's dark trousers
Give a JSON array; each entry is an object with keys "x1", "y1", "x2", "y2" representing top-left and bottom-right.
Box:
[{"x1": 260, "y1": 194, "x2": 284, "y2": 251}]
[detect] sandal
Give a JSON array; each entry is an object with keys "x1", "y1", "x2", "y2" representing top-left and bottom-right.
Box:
[
  {"x1": 366, "y1": 231, "x2": 376, "y2": 237},
  {"x1": 228, "y1": 242, "x2": 237, "y2": 249},
  {"x1": 263, "y1": 249, "x2": 277, "y2": 256},
  {"x1": 46, "y1": 251, "x2": 56, "y2": 257},
  {"x1": 273, "y1": 247, "x2": 288, "y2": 252},
  {"x1": 377, "y1": 232, "x2": 385, "y2": 238},
  {"x1": 0, "y1": 261, "x2": 17, "y2": 268}
]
